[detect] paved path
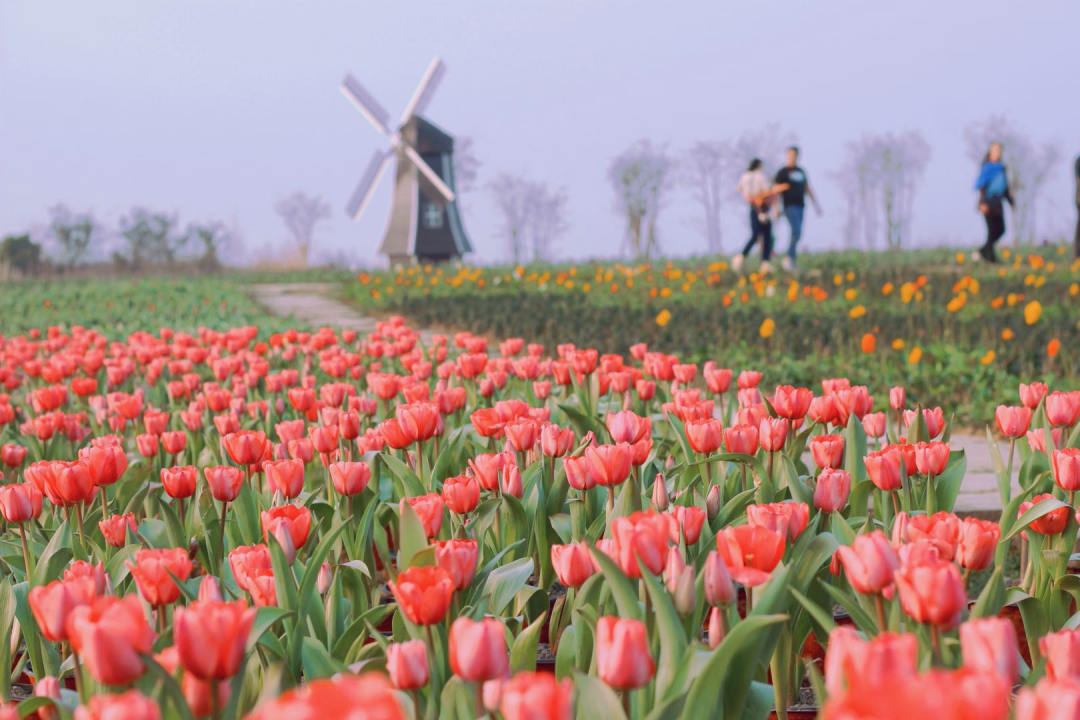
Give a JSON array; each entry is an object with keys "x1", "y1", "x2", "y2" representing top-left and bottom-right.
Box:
[{"x1": 248, "y1": 283, "x2": 1009, "y2": 516}]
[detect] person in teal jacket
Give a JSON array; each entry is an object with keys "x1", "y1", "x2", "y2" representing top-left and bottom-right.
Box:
[{"x1": 973, "y1": 141, "x2": 1013, "y2": 263}]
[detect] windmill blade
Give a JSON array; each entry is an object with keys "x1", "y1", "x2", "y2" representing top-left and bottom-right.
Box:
[
  {"x1": 399, "y1": 58, "x2": 446, "y2": 124},
  {"x1": 341, "y1": 74, "x2": 393, "y2": 136},
  {"x1": 345, "y1": 149, "x2": 394, "y2": 220},
  {"x1": 401, "y1": 144, "x2": 455, "y2": 203}
]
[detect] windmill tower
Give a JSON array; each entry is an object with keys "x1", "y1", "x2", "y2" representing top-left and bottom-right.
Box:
[{"x1": 341, "y1": 58, "x2": 472, "y2": 265}]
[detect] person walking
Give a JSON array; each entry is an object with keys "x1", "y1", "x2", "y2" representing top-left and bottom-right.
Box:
[
  {"x1": 732, "y1": 159, "x2": 786, "y2": 274},
  {"x1": 973, "y1": 141, "x2": 1013, "y2": 263},
  {"x1": 774, "y1": 146, "x2": 822, "y2": 271}
]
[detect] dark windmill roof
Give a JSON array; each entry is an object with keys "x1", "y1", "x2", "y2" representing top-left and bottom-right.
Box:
[{"x1": 411, "y1": 116, "x2": 455, "y2": 154}]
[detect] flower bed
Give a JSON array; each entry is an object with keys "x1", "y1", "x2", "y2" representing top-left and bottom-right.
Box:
[{"x1": 0, "y1": 314, "x2": 1078, "y2": 718}]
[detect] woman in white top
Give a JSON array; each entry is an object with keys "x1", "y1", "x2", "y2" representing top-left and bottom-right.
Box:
[{"x1": 732, "y1": 158, "x2": 787, "y2": 273}]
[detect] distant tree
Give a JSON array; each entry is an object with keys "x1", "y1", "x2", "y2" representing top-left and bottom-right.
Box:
[
  {"x1": 118, "y1": 208, "x2": 187, "y2": 269},
  {"x1": 609, "y1": 140, "x2": 674, "y2": 259},
  {"x1": 489, "y1": 173, "x2": 534, "y2": 264},
  {"x1": 453, "y1": 136, "x2": 481, "y2": 195},
  {"x1": 964, "y1": 116, "x2": 1061, "y2": 245},
  {"x1": 830, "y1": 167, "x2": 862, "y2": 249},
  {"x1": 274, "y1": 192, "x2": 332, "y2": 267},
  {"x1": 527, "y1": 183, "x2": 570, "y2": 262},
  {"x1": 47, "y1": 204, "x2": 98, "y2": 269},
  {"x1": 0, "y1": 234, "x2": 42, "y2": 277},
  {"x1": 187, "y1": 221, "x2": 232, "y2": 272},
  {"x1": 681, "y1": 140, "x2": 732, "y2": 253}
]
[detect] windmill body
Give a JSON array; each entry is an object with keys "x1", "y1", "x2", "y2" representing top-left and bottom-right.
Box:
[{"x1": 341, "y1": 59, "x2": 472, "y2": 265}]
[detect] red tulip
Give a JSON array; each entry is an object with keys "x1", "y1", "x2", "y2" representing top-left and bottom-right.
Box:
[
  {"x1": 261, "y1": 504, "x2": 312, "y2": 549},
  {"x1": 160, "y1": 430, "x2": 187, "y2": 455},
  {"x1": 814, "y1": 468, "x2": 851, "y2": 513},
  {"x1": 606, "y1": 411, "x2": 651, "y2": 445},
  {"x1": 772, "y1": 385, "x2": 813, "y2": 420},
  {"x1": 861, "y1": 412, "x2": 886, "y2": 439},
  {"x1": 1054, "y1": 449, "x2": 1080, "y2": 492},
  {"x1": 46, "y1": 460, "x2": 94, "y2": 505},
  {"x1": 504, "y1": 418, "x2": 538, "y2": 453},
  {"x1": 499, "y1": 672, "x2": 573, "y2": 720},
  {"x1": 995, "y1": 405, "x2": 1032, "y2": 438},
  {"x1": 550, "y1": 543, "x2": 595, "y2": 588},
  {"x1": 725, "y1": 423, "x2": 760, "y2": 455},
  {"x1": 956, "y1": 518, "x2": 1000, "y2": 571},
  {"x1": 77, "y1": 444, "x2": 127, "y2": 486},
  {"x1": 1016, "y1": 678, "x2": 1080, "y2": 720},
  {"x1": 1019, "y1": 493, "x2": 1070, "y2": 535},
  {"x1": 1018, "y1": 382, "x2": 1049, "y2": 409},
  {"x1": 585, "y1": 443, "x2": 633, "y2": 487},
  {"x1": 469, "y1": 452, "x2": 513, "y2": 491},
  {"x1": 540, "y1": 423, "x2": 575, "y2": 458},
  {"x1": 914, "y1": 441, "x2": 950, "y2": 476},
  {"x1": 29, "y1": 577, "x2": 96, "y2": 642},
  {"x1": 286, "y1": 386, "x2": 316, "y2": 412},
  {"x1": 894, "y1": 559, "x2": 966, "y2": 628},
  {"x1": 387, "y1": 640, "x2": 429, "y2": 690},
  {"x1": 205, "y1": 465, "x2": 244, "y2": 503},
  {"x1": 265, "y1": 458, "x2": 305, "y2": 499},
  {"x1": 435, "y1": 539, "x2": 478, "y2": 591},
  {"x1": 390, "y1": 566, "x2": 454, "y2": 625},
  {"x1": 824, "y1": 626, "x2": 917, "y2": 697},
  {"x1": 715, "y1": 525, "x2": 785, "y2": 587},
  {"x1": 864, "y1": 447, "x2": 902, "y2": 491},
  {"x1": 746, "y1": 502, "x2": 809, "y2": 542},
  {"x1": 836, "y1": 531, "x2": 898, "y2": 595},
  {"x1": 307, "y1": 423, "x2": 340, "y2": 454},
  {"x1": 329, "y1": 461, "x2": 371, "y2": 496},
  {"x1": 499, "y1": 463, "x2": 523, "y2": 498},
  {"x1": 1, "y1": 443, "x2": 27, "y2": 468},
  {"x1": 222, "y1": 430, "x2": 267, "y2": 466},
  {"x1": 703, "y1": 550, "x2": 735, "y2": 606},
  {"x1": 228, "y1": 544, "x2": 272, "y2": 593},
  {"x1": 759, "y1": 416, "x2": 790, "y2": 452},
  {"x1": 704, "y1": 366, "x2": 732, "y2": 394},
  {"x1": 611, "y1": 510, "x2": 670, "y2": 578},
  {"x1": 442, "y1": 474, "x2": 480, "y2": 514},
  {"x1": 136, "y1": 433, "x2": 161, "y2": 459},
  {"x1": 0, "y1": 484, "x2": 35, "y2": 523},
  {"x1": 67, "y1": 595, "x2": 156, "y2": 686},
  {"x1": 685, "y1": 418, "x2": 723, "y2": 454},
  {"x1": 174, "y1": 599, "x2": 255, "y2": 680},
  {"x1": 160, "y1": 465, "x2": 197, "y2": 499},
  {"x1": 73, "y1": 690, "x2": 161, "y2": 720},
  {"x1": 127, "y1": 548, "x2": 192, "y2": 607},
  {"x1": 810, "y1": 434, "x2": 844, "y2": 469},
  {"x1": 449, "y1": 616, "x2": 508, "y2": 682},
  {"x1": 99, "y1": 513, "x2": 138, "y2": 547},
  {"x1": 563, "y1": 455, "x2": 595, "y2": 491},
  {"x1": 666, "y1": 505, "x2": 706, "y2": 545},
  {"x1": 244, "y1": 674, "x2": 404, "y2": 720},
  {"x1": 903, "y1": 511, "x2": 960, "y2": 560},
  {"x1": 596, "y1": 616, "x2": 654, "y2": 689},
  {"x1": 1047, "y1": 391, "x2": 1080, "y2": 428},
  {"x1": 961, "y1": 617, "x2": 1019, "y2": 684},
  {"x1": 1041, "y1": 628, "x2": 1080, "y2": 681},
  {"x1": 403, "y1": 494, "x2": 444, "y2": 538}
]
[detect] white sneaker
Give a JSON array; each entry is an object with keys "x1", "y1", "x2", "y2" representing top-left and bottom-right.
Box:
[
  {"x1": 781, "y1": 256, "x2": 793, "y2": 272},
  {"x1": 731, "y1": 254, "x2": 745, "y2": 273},
  {"x1": 760, "y1": 261, "x2": 773, "y2": 274}
]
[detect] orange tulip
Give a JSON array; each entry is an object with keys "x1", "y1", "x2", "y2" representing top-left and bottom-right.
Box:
[
  {"x1": 127, "y1": 547, "x2": 192, "y2": 607},
  {"x1": 174, "y1": 599, "x2": 255, "y2": 680},
  {"x1": 77, "y1": 444, "x2": 127, "y2": 486},
  {"x1": 160, "y1": 465, "x2": 197, "y2": 499},
  {"x1": 596, "y1": 616, "x2": 654, "y2": 689},
  {"x1": 666, "y1": 505, "x2": 706, "y2": 545},
  {"x1": 46, "y1": 460, "x2": 94, "y2": 506},
  {"x1": 442, "y1": 474, "x2": 480, "y2": 514},
  {"x1": 389, "y1": 566, "x2": 454, "y2": 626},
  {"x1": 716, "y1": 525, "x2": 785, "y2": 587},
  {"x1": 824, "y1": 626, "x2": 917, "y2": 697},
  {"x1": 307, "y1": 423, "x2": 340, "y2": 454},
  {"x1": 99, "y1": 513, "x2": 138, "y2": 548},
  {"x1": 67, "y1": 595, "x2": 156, "y2": 686},
  {"x1": 1019, "y1": 493, "x2": 1070, "y2": 535}
]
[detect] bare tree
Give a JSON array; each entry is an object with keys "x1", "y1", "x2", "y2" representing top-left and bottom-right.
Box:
[
  {"x1": 877, "y1": 131, "x2": 931, "y2": 249},
  {"x1": 681, "y1": 140, "x2": 731, "y2": 253},
  {"x1": 47, "y1": 204, "x2": 98, "y2": 269},
  {"x1": 187, "y1": 221, "x2": 232, "y2": 272},
  {"x1": 488, "y1": 173, "x2": 534, "y2": 264},
  {"x1": 118, "y1": 208, "x2": 187, "y2": 269},
  {"x1": 527, "y1": 183, "x2": 569, "y2": 261},
  {"x1": 964, "y1": 116, "x2": 1061, "y2": 245},
  {"x1": 453, "y1": 136, "x2": 481, "y2": 195},
  {"x1": 608, "y1": 140, "x2": 674, "y2": 259},
  {"x1": 274, "y1": 192, "x2": 331, "y2": 266},
  {"x1": 830, "y1": 166, "x2": 862, "y2": 249}
]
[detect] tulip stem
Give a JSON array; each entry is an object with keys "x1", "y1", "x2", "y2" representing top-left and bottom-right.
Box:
[
  {"x1": 71, "y1": 648, "x2": 86, "y2": 704},
  {"x1": 18, "y1": 524, "x2": 34, "y2": 582},
  {"x1": 425, "y1": 625, "x2": 440, "y2": 720},
  {"x1": 100, "y1": 486, "x2": 108, "y2": 520},
  {"x1": 874, "y1": 595, "x2": 886, "y2": 632},
  {"x1": 891, "y1": 491, "x2": 900, "y2": 518},
  {"x1": 929, "y1": 625, "x2": 942, "y2": 666},
  {"x1": 621, "y1": 689, "x2": 632, "y2": 718},
  {"x1": 219, "y1": 501, "x2": 229, "y2": 577},
  {"x1": 211, "y1": 680, "x2": 221, "y2": 720}
]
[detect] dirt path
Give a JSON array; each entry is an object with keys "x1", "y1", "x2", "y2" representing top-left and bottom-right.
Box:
[{"x1": 248, "y1": 282, "x2": 1009, "y2": 516}]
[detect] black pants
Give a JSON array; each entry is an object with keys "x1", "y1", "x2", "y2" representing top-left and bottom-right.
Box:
[
  {"x1": 1074, "y1": 204, "x2": 1080, "y2": 260},
  {"x1": 981, "y1": 212, "x2": 1005, "y2": 261},
  {"x1": 741, "y1": 208, "x2": 774, "y2": 261}
]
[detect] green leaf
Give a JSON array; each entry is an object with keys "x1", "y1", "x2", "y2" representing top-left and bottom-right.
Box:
[
  {"x1": 396, "y1": 501, "x2": 429, "y2": 571},
  {"x1": 31, "y1": 520, "x2": 71, "y2": 586},
  {"x1": 142, "y1": 654, "x2": 196, "y2": 720},
  {"x1": 247, "y1": 607, "x2": 293, "y2": 653},
  {"x1": 639, "y1": 563, "x2": 689, "y2": 701},
  {"x1": 510, "y1": 611, "x2": 547, "y2": 672},
  {"x1": 789, "y1": 587, "x2": 837, "y2": 635},
  {"x1": 986, "y1": 426, "x2": 1011, "y2": 507},
  {"x1": 574, "y1": 672, "x2": 628, "y2": 720},
  {"x1": 1003, "y1": 496, "x2": 1070, "y2": 543},
  {"x1": 819, "y1": 581, "x2": 877, "y2": 634},
  {"x1": 483, "y1": 557, "x2": 535, "y2": 617},
  {"x1": 381, "y1": 453, "x2": 427, "y2": 497},
  {"x1": 301, "y1": 636, "x2": 346, "y2": 680},
  {"x1": 587, "y1": 545, "x2": 643, "y2": 621},
  {"x1": 233, "y1": 480, "x2": 262, "y2": 547},
  {"x1": 933, "y1": 449, "x2": 967, "y2": 514},
  {"x1": 558, "y1": 402, "x2": 606, "y2": 441},
  {"x1": 970, "y1": 567, "x2": 1006, "y2": 619}
]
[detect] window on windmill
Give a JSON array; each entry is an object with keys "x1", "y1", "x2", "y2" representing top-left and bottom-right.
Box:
[{"x1": 422, "y1": 202, "x2": 444, "y2": 229}]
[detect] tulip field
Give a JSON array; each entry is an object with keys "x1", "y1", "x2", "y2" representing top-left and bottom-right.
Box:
[
  {"x1": 0, "y1": 260, "x2": 1079, "y2": 720},
  {"x1": 343, "y1": 246, "x2": 1080, "y2": 425}
]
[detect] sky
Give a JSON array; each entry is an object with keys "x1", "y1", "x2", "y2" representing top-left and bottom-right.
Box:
[{"x1": 2, "y1": 1, "x2": 1078, "y2": 267}]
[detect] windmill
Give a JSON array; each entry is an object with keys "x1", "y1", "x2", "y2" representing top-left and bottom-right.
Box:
[{"x1": 341, "y1": 58, "x2": 472, "y2": 265}]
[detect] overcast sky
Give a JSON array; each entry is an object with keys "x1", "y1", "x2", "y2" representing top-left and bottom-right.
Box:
[{"x1": 2, "y1": 1, "x2": 1078, "y2": 266}]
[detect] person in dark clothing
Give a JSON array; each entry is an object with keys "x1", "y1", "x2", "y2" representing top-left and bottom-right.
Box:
[
  {"x1": 1073, "y1": 154, "x2": 1080, "y2": 260},
  {"x1": 774, "y1": 146, "x2": 822, "y2": 271},
  {"x1": 973, "y1": 141, "x2": 1013, "y2": 263},
  {"x1": 732, "y1": 158, "x2": 787, "y2": 273}
]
